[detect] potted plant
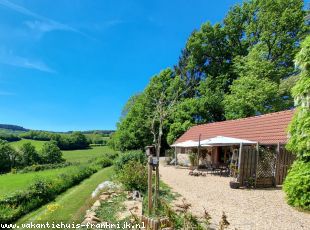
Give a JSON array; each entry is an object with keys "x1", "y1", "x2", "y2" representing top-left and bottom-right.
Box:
[
  {"x1": 188, "y1": 152, "x2": 197, "y2": 170},
  {"x1": 229, "y1": 164, "x2": 240, "y2": 189}
]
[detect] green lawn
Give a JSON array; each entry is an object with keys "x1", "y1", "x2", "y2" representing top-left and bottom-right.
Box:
[
  {"x1": 62, "y1": 146, "x2": 116, "y2": 163},
  {"x1": 10, "y1": 139, "x2": 47, "y2": 150},
  {"x1": 0, "y1": 166, "x2": 80, "y2": 197},
  {"x1": 16, "y1": 167, "x2": 114, "y2": 228},
  {"x1": 0, "y1": 146, "x2": 117, "y2": 197}
]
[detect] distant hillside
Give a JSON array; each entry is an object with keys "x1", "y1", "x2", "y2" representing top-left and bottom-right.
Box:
[
  {"x1": 0, "y1": 124, "x2": 29, "y2": 132},
  {"x1": 0, "y1": 124, "x2": 114, "y2": 135}
]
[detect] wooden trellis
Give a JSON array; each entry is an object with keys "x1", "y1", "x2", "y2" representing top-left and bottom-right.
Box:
[{"x1": 238, "y1": 144, "x2": 294, "y2": 187}]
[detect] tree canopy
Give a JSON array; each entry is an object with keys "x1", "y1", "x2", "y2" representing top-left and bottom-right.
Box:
[{"x1": 110, "y1": 0, "x2": 308, "y2": 151}]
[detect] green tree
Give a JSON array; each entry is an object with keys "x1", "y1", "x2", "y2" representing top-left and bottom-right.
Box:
[
  {"x1": 40, "y1": 141, "x2": 64, "y2": 164},
  {"x1": 0, "y1": 140, "x2": 17, "y2": 173},
  {"x1": 20, "y1": 142, "x2": 41, "y2": 166},
  {"x1": 224, "y1": 75, "x2": 280, "y2": 119}
]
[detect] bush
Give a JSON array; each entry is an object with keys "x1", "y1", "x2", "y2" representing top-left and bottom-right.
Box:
[
  {"x1": 118, "y1": 161, "x2": 148, "y2": 192},
  {"x1": 94, "y1": 157, "x2": 113, "y2": 168},
  {"x1": 0, "y1": 165, "x2": 98, "y2": 224},
  {"x1": 283, "y1": 160, "x2": 310, "y2": 210},
  {"x1": 114, "y1": 150, "x2": 146, "y2": 172},
  {"x1": 17, "y1": 162, "x2": 73, "y2": 173}
]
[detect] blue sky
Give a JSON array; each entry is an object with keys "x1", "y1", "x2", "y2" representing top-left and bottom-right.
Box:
[{"x1": 0, "y1": 0, "x2": 240, "y2": 131}]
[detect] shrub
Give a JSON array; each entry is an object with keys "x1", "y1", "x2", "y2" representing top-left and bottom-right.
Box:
[
  {"x1": 17, "y1": 162, "x2": 73, "y2": 173},
  {"x1": 114, "y1": 150, "x2": 146, "y2": 172},
  {"x1": 283, "y1": 160, "x2": 310, "y2": 210},
  {"x1": 104, "y1": 151, "x2": 119, "y2": 160},
  {"x1": 94, "y1": 157, "x2": 113, "y2": 168},
  {"x1": 118, "y1": 161, "x2": 148, "y2": 192}
]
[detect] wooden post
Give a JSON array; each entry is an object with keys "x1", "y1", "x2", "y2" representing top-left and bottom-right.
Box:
[
  {"x1": 238, "y1": 143, "x2": 243, "y2": 184},
  {"x1": 197, "y1": 134, "x2": 201, "y2": 168},
  {"x1": 255, "y1": 142, "x2": 259, "y2": 188},
  {"x1": 155, "y1": 164, "x2": 159, "y2": 209},
  {"x1": 148, "y1": 156, "x2": 153, "y2": 215},
  {"x1": 275, "y1": 142, "x2": 280, "y2": 186},
  {"x1": 174, "y1": 147, "x2": 177, "y2": 166}
]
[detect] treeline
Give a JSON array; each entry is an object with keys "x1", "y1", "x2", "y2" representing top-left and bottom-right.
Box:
[
  {"x1": 0, "y1": 140, "x2": 64, "y2": 174},
  {"x1": 0, "y1": 124, "x2": 28, "y2": 132},
  {"x1": 0, "y1": 133, "x2": 21, "y2": 142},
  {"x1": 20, "y1": 131, "x2": 89, "y2": 150},
  {"x1": 110, "y1": 0, "x2": 309, "y2": 151}
]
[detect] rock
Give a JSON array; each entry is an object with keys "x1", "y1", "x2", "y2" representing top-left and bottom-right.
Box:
[
  {"x1": 93, "y1": 200, "x2": 101, "y2": 207},
  {"x1": 91, "y1": 181, "x2": 120, "y2": 198},
  {"x1": 90, "y1": 215, "x2": 101, "y2": 222},
  {"x1": 99, "y1": 194, "x2": 110, "y2": 201},
  {"x1": 85, "y1": 210, "x2": 96, "y2": 218}
]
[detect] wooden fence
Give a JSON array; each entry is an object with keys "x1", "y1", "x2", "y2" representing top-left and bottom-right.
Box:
[
  {"x1": 275, "y1": 145, "x2": 295, "y2": 185},
  {"x1": 238, "y1": 144, "x2": 295, "y2": 187},
  {"x1": 140, "y1": 215, "x2": 171, "y2": 230}
]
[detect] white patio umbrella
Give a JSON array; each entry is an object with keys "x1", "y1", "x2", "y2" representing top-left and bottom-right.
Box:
[
  {"x1": 171, "y1": 140, "x2": 200, "y2": 147},
  {"x1": 200, "y1": 136, "x2": 257, "y2": 146}
]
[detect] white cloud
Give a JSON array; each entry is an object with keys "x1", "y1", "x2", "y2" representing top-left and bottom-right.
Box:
[
  {"x1": 0, "y1": 52, "x2": 55, "y2": 73},
  {"x1": 0, "y1": 0, "x2": 89, "y2": 37}
]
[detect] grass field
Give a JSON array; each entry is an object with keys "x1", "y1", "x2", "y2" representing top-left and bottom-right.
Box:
[
  {"x1": 16, "y1": 167, "x2": 114, "y2": 228},
  {"x1": 0, "y1": 166, "x2": 81, "y2": 197},
  {"x1": 1, "y1": 141, "x2": 118, "y2": 225},
  {"x1": 62, "y1": 146, "x2": 115, "y2": 163},
  {"x1": 0, "y1": 145, "x2": 117, "y2": 198},
  {"x1": 10, "y1": 139, "x2": 47, "y2": 150}
]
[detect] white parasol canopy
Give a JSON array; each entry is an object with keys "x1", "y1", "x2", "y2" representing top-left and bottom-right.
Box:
[
  {"x1": 200, "y1": 136, "x2": 257, "y2": 146},
  {"x1": 171, "y1": 140, "x2": 200, "y2": 147}
]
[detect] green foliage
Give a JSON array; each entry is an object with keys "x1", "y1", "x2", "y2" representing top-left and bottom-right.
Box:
[
  {"x1": 20, "y1": 142, "x2": 41, "y2": 166},
  {"x1": 114, "y1": 150, "x2": 146, "y2": 172},
  {"x1": 20, "y1": 131, "x2": 89, "y2": 150},
  {"x1": 40, "y1": 141, "x2": 64, "y2": 164},
  {"x1": 17, "y1": 162, "x2": 73, "y2": 174},
  {"x1": 188, "y1": 152, "x2": 198, "y2": 167},
  {"x1": 224, "y1": 75, "x2": 280, "y2": 119},
  {"x1": 285, "y1": 35, "x2": 310, "y2": 211},
  {"x1": 283, "y1": 160, "x2": 310, "y2": 210},
  {"x1": 0, "y1": 140, "x2": 18, "y2": 173},
  {"x1": 117, "y1": 161, "x2": 148, "y2": 192},
  {"x1": 94, "y1": 157, "x2": 113, "y2": 168},
  {"x1": 287, "y1": 36, "x2": 310, "y2": 161},
  {"x1": 0, "y1": 165, "x2": 98, "y2": 224},
  {"x1": 0, "y1": 133, "x2": 21, "y2": 142}
]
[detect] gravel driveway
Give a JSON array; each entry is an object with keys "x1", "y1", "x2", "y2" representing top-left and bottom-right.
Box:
[{"x1": 159, "y1": 165, "x2": 310, "y2": 230}]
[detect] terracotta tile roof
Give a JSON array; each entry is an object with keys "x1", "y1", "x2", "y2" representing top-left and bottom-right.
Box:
[{"x1": 174, "y1": 110, "x2": 295, "y2": 145}]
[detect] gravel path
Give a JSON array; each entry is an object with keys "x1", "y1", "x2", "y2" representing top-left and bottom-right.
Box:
[{"x1": 159, "y1": 165, "x2": 310, "y2": 230}]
